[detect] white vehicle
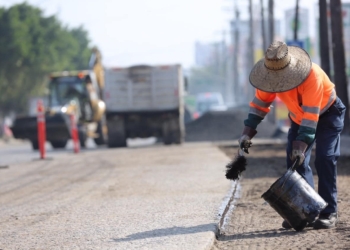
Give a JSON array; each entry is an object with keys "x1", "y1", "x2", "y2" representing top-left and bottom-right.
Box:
[
  {"x1": 104, "y1": 64, "x2": 186, "y2": 147},
  {"x1": 194, "y1": 92, "x2": 227, "y2": 117}
]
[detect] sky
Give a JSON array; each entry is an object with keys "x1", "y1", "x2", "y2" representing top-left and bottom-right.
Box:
[{"x1": 0, "y1": 0, "x2": 340, "y2": 68}]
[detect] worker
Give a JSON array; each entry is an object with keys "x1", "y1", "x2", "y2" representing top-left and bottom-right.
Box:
[{"x1": 239, "y1": 41, "x2": 346, "y2": 230}]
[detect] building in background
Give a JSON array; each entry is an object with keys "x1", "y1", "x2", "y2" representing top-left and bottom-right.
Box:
[
  {"x1": 229, "y1": 18, "x2": 281, "y2": 106},
  {"x1": 190, "y1": 41, "x2": 228, "y2": 103},
  {"x1": 284, "y1": 7, "x2": 311, "y2": 53},
  {"x1": 194, "y1": 41, "x2": 226, "y2": 67},
  {"x1": 194, "y1": 42, "x2": 213, "y2": 67},
  {"x1": 313, "y1": 2, "x2": 350, "y2": 76}
]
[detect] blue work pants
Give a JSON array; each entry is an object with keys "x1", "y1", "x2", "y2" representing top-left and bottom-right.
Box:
[{"x1": 286, "y1": 97, "x2": 346, "y2": 214}]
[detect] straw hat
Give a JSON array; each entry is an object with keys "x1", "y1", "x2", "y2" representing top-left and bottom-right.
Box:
[{"x1": 249, "y1": 41, "x2": 312, "y2": 93}]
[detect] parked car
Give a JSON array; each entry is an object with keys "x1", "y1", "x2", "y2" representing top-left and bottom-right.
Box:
[{"x1": 193, "y1": 92, "x2": 227, "y2": 118}]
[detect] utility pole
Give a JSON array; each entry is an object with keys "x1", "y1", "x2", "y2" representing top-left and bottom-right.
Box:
[
  {"x1": 330, "y1": 0, "x2": 350, "y2": 133},
  {"x1": 221, "y1": 31, "x2": 227, "y2": 96},
  {"x1": 232, "y1": 0, "x2": 240, "y2": 105},
  {"x1": 268, "y1": 0, "x2": 274, "y2": 44},
  {"x1": 319, "y1": 0, "x2": 331, "y2": 78},
  {"x1": 214, "y1": 42, "x2": 220, "y2": 75},
  {"x1": 221, "y1": 31, "x2": 226, "y2": 76},
  {"x1": 294, "y1": 0, "x2": 299, "y2": 40},
  {"x1": 248, "y1": 0, "x2": 254, "y2": 65},
  {"x1": 260, "y1": 0, "x2": 267, "y2": 51},
  {"x1": 267, "y1": 0, "x2": 276, "y2": 125},
  {"x1": 248, "y1": 0, "x2": 255, "y2": 101}
]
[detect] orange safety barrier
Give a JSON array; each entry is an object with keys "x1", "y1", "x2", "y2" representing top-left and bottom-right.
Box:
[
  {"x1": 70, "y1": 113, "x2": 80, "y2": 153},
  {"x1": 37, "y1": 100, "x2": 46, "y2": 159}
]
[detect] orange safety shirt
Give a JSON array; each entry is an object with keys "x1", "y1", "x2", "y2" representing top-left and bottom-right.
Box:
[{"x1": 247, "y1": 63, "x2": 336, "y2": 142}]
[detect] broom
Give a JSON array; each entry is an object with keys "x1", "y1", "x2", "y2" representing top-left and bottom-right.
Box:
[
  {"x1": 225, "y1": 149, "x2": 247, "y2": 181},
  {"x1": 225, "y1": 140, "x2": 251, "y2": 181}
]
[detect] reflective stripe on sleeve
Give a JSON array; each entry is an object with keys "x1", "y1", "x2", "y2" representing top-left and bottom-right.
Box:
[
  {"x1": 302, "y1": 105, "x2": 320, "y2": 114},
  {"x1": 301, "y1": 119, "x2": 318, "y2": 129},
  {"x1": 249, "y1": 107, "x2": 268, "y2": 118},
  {"x1": 289, "y1": 111, "x2": 296, "y2": 118},
  {"x1": 252, "y1": 97, "x2": 272, "y2": 108},
  {"x1": 320, "y1": 89, "x2": 336, "y2": 114}
]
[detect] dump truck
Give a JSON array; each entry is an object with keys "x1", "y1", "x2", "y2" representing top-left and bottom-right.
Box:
[
  {"x1": 104, "y1": 64, "x2": 186, "y2": 147},
  {"x1": 11, "y1": 49, "x2": 107, "y2": 150}
]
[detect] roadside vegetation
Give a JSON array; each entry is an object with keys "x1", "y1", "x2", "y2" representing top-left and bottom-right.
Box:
[{"x1": 0, "y1": 2, "x2": 93, "y2": 116}]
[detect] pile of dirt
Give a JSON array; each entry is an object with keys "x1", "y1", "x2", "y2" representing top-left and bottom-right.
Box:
[{"x1": 185, "y1": 109, "x2": 282, "y2": 142}]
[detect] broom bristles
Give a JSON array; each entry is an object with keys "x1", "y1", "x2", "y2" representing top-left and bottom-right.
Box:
[{"x1": 225, "y1": 155, "x2": 247, "y2": 181}]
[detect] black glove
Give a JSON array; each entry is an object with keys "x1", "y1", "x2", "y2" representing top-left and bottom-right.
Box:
[
  {"x1": 290, "y1": 141, "x2": 308, "y2": 166},
  {"x1": 238, "y1": 126, "x2": 257, "y2": 154}
]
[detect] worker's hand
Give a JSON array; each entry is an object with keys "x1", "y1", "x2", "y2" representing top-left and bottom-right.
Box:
[
  {"x1": 290, "y1": 141, "x2": 308, "y2": 166},
  {"x1": 238, "y1": 126, "x2": 257, "y2": 154},
  {"x1": 239, "y1": 135, "x2": 252, "y2": 154}
]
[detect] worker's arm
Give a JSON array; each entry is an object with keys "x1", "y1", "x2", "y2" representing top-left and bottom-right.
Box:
[
  {"x1": 239, "y1": 89, "x2": 276, "y2": 153},
  {"x1": 296, "y1": 70, "x2": 323, "y2": 145},
  {"x1": 244, "y1": 89, "x2": 276, "y2": 129}
]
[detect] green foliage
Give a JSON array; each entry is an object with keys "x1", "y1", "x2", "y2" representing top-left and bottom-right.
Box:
[{"x1": 0, "y1": 2, "x2": 93, "y2": 115}]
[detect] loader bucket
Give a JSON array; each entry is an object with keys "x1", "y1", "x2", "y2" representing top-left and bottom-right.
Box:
[{"x1": 11, "y1": 113, "x2": 71, "y2": 142}]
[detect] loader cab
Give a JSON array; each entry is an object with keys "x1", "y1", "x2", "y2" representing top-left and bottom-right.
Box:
[{"x1": 48, "y1": 71, "x2": 92, "y2": 120}]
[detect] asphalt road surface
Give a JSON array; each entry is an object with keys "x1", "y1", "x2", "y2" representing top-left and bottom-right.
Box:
[
  {"x1": 0, "y1": 139, "x2": 232, "y2": 249},
  {"x1": 0, "y1": 138, "x2": 158, "y2": 166}
]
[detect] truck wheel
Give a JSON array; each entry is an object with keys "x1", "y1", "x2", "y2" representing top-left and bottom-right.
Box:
[
  {"x1": 162, "y1": 119, "x2": 173, "y2": 145},
  {"x1": 94, "y1": 117, "x2": 107, "y2": 146},
  {"x1": 31, "y1": 140, "x2": 39, "y2": 150},
  {"x1": 78, "y1": 130, "x2": 87, "y2": 148},
  {"x1": 162, "y1": 117, "x2": 183, "y2": 145},
  {"x1": 163, "y1": 136, "x2": 172, "y2": 145},
  {"x1": 164, "y1": 129, "x2": 182, "y2": 145},
  {"x1": 50, "y1": 140, "x2": 67, "y2": 149},
  {"x1": 107, "y1": 117, "x2": 127, "y2": 148},
  {"x1": 173, "y1": 130, "x2": 183, "y2": 144},
  {"x1": 173, "y1": 116, "x2": 184, "y2": 144}
]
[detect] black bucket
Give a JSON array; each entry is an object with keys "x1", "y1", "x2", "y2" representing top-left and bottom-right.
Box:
[{"x1": 261, "y1": 161, "x2": 327, "y2": 231}]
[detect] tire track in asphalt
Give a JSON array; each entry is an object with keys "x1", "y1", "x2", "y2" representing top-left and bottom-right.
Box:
[
  {"x1": 0, "y1": 159, "x2": 52, "y2": 188},
  {"x1": 0, "y1": 157, "x2": 83, "y2": 201},
  {"x1": 0, "y1": 156, "x2": 115, "y2": 213},
  {"x1": 0, "y1": 156, "x2": 116, "y2": 236}
]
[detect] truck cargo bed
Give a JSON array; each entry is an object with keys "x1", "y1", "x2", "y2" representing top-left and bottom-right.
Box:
[{"x1": 104, "y1": 65, "x2": 182, "y2": 112}]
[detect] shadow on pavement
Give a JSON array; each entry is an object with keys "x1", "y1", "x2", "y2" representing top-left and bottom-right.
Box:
[{"x1": 112, "y1": 223, "x2": 215, "y2": 242}]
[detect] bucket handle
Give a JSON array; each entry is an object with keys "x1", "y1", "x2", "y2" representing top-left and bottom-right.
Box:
[
  {"x1": 266, "y1": 156, "x2": 302, "y2": 205},
  {"x1": 281, "y1": 157, "x2": 300, "y2": 188},
  {"x1": 290, "y1": 140, "x2": 315, "y2": 172},
  {"x1": 291, "y1": 157, "x2": 300, "y2": 171}
]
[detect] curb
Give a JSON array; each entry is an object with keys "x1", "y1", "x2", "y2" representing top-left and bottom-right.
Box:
[
  {"x1": 212, "y1": 138, "x2": 287, "y2": 148},
  {"x1": 216, "y1": 180, "x2": 240, "y2": 237}
]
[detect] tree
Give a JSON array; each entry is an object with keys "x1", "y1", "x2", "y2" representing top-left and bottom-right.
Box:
[{"x1": 0, "y1": 3, "x2": 93, "y2": 116}]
